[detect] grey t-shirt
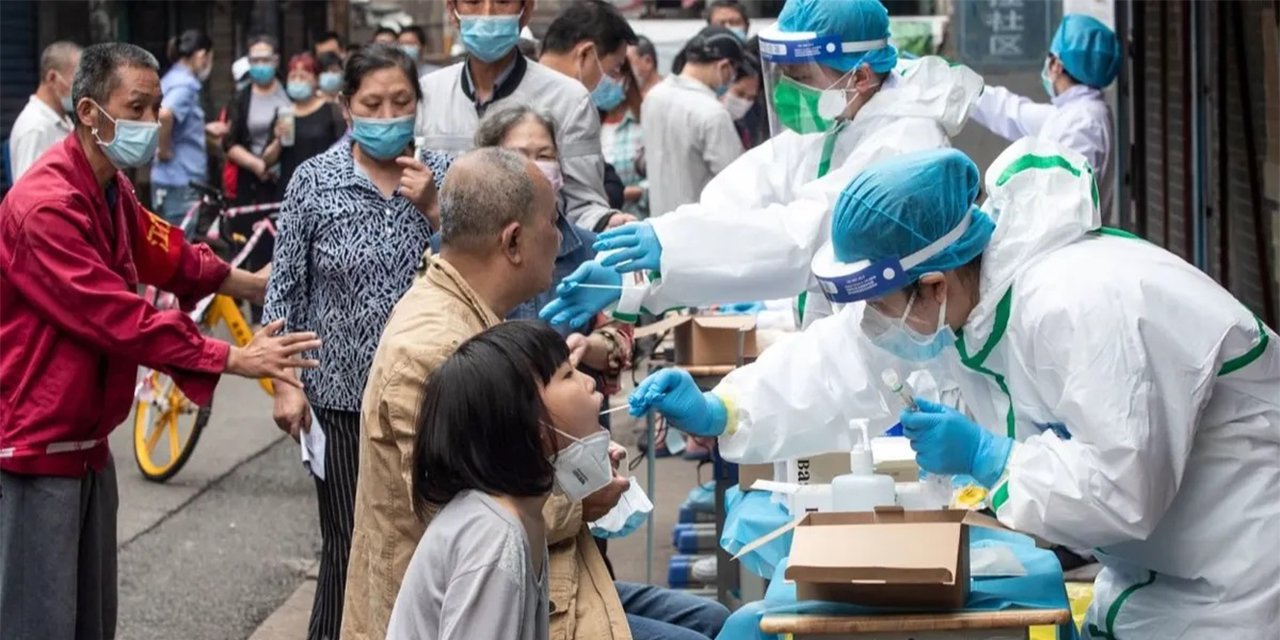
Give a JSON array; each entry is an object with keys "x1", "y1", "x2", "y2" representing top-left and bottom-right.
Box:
[
  {"x1": 247, "y1": 84, "x2": 291, "y2": 156},
  {"x1": 387, "y1": 490, "x2": 549, "y2": 640}
]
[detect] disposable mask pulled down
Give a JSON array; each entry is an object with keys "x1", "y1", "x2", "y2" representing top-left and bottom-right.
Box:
[
  {"x1": 457, "y1": 11, "x2": 522, "y2": 63},
  {"x1": 351, "y1": 114, "x2": 415, "y2": 160},
  {"x1": 548, "y1": 426, "x2": 613, "y2": 502},
  {"x1": 91, "y1": 101, "x2": 160, "y2": 169},
  {"x1": 589, "y1": 479, "x2": 652, "y2": 538}
]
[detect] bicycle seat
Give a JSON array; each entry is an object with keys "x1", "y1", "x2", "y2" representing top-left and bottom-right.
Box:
[{"x1": 188, "y1": 179, "x2": 225, "y2": 200}]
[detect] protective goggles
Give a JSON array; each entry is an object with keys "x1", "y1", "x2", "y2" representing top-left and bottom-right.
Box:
[{"x1": 810, "y1": 213, "x2": 973, "y2": 304}]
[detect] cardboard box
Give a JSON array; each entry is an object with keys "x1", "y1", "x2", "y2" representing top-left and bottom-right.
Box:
[
  {"x1": 872, "y1": 436, "x2": 920, "y2": 483},
  {"x1": 634, "y1": 314, "x2": 758, "y2": 366},
  {"x1": 737, "y1": 463, "x2": 774, "y2": 491},
  {"x1": 736, "y1": 507, "x2": 1005, "y2": 610},
  {"x1": 740, "y1": 453, "x2": 850, "y2": 493}
]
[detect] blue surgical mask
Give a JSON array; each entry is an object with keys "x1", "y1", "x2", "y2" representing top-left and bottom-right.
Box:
[
  {"x1": 249, "y1": 63, "x2": 276, "y2": 85},
  {"x1": 318, "y1": 71, "x2": 343, "y2": 94},
  {"x1": 728, "y1": 26, "x2": 748, "y2": 41},
  {"x1": 60, "y1": 94, "x2": 75, "y2": 114},
  {"x1": 350, "y1": 114, "x2": 415, "y2": 160},
  {"x1": 287, "y1": 81, "x2": 314, "y2": 101},
  {"x1": 591, "y1": 67, "x2": 626, "y2": 110},
  {"x1": 1040, "y1": 58, "x2": 1057, "y2": 99},
  {"x1": 400, "y1": 44, "x2": 421, "y2": 61},
  {"x1": 90, "y1": 101, "x2": 159, "y2": 169},
  {"x1": 457, "y1": 10, "x2": 522, "y2": 63},
  {"x1": 862, "y1": 291, "x2": 956, "y2": 362}
]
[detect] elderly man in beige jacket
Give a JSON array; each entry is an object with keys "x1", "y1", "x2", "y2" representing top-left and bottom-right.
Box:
[{"x1": 342, "y1": 147, "x2": 632, "y2": 640}]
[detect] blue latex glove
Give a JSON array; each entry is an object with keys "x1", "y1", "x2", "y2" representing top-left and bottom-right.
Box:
[
  {"x1": 900, "y1": 399, "x2": 1013, "y2": 488},
  {"x1": 628, "y1": 369, "x2": 727, "y2": 437},
  {"x1": 594, "y1": 222, "x2": 662, "y2": 273},
  {"x1": 538, "y1": 262, "x2": 622, "y2": 329}
]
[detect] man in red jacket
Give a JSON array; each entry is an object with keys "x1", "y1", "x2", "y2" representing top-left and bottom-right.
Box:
[{"x1": 0, "y1": 43, "x2": 321, "y2": 639}]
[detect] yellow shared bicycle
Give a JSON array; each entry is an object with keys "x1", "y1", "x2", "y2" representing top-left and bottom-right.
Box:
[{"x1": 132, "y1": 182, "x2": 280, "y2": 481}]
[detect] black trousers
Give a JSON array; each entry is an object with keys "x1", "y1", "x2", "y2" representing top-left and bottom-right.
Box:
[{"x1": 307, "y1": 408, "x2": 361, "y2": 640}]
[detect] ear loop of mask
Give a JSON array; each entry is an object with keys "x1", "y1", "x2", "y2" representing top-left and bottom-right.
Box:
[
  {"x1": 894, "y1": 279, "x2": 947, "y2": 345},
  {"x1": 816, "y1": 66, "x2": 880, "y2": 120}
]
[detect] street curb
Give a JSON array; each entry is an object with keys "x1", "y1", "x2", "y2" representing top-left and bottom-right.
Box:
[{"x1": 248, "y1": 577, "x2": 315, "y2": 640}]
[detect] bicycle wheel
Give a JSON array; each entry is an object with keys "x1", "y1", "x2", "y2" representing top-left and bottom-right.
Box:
[{"x1": 133, "y1": 370, "x2": 210, "y2": 482}]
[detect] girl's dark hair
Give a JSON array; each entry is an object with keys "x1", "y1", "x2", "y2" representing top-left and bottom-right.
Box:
[
  {"x1": 413, "y1": 320, "x2": 569, "y2": 517},
  {"x1": 167, "y1": 29, "x2": 212, "y2": 63},
  {"x1": 341, "y1": 43, "x2": 423, "y2": 100}
]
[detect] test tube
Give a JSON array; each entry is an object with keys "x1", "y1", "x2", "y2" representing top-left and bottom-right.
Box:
[{"x1": 881, "y1": 369, "x2": 919, "y2": 412}]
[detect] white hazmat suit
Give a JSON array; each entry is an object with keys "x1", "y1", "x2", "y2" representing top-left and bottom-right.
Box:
[
  {"x1": 613, "y1": 57, "x2": 983, "y2": 326},
  {"x1": 709, "y1": 138, "x2": 1280, "y2": 637},
  {"x1": 971, "y1": 84, "x2": 1114, "y2": 221}
]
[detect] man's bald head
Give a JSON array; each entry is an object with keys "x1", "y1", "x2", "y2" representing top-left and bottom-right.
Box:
[{"x1": 440, "y1": 147, "x2": 544, "y2": 251}]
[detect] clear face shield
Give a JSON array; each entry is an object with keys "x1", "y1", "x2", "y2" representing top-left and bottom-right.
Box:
[{"x1": 758, "y1": 27, "x2": 889, "y2": 138}]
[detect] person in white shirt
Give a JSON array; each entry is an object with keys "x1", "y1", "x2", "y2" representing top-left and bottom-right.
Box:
[
  {"x1": 417, "y1": 0, "x2": 634, "y2": 232},
  {"x1": 9, "y1": 41, "x2": 82, "y2": 181},
  {"x1": 970, "y1": 14, "x2": 1121, "y2": 221},
  {"x1": 641, "y1": 26, "x2": 746, "y2": 218}
]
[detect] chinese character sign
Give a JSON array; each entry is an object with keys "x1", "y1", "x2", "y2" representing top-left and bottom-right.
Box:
[{"x1": 959, "y1": 0, "x2": 1057, "y2": 70}]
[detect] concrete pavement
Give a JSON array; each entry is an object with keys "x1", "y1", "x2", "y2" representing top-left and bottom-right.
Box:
[{"x1": 113, "y1": 374, "x2": 321, "y2": 639}]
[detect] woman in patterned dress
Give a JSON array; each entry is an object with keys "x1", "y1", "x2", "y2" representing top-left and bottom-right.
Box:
[{"x1": 260, "y1": 44, "x2": 448, "y2": 640}]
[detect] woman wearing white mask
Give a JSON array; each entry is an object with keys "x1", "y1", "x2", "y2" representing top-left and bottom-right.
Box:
[
  {"x1": 154, "y1": 29, "x2": 219, "y2": 227},
  {"x1": 641, "y1": 26, "x2": 746, "y2": 219},
  {"x1": 388, "y1": 321, "x2": 609, "y2": 640}
]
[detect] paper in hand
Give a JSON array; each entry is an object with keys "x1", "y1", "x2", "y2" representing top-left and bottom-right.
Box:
[{"x1": 300, "y1": 408, "x2": 327, "y2": 480}]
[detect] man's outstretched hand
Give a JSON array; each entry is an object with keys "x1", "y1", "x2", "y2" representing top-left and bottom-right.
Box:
[{"x1": 225, "y1": 319, "x2": 321, "y2": 388}]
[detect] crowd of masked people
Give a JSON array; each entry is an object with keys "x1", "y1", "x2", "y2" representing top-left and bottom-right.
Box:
[{"x1": 0, "y1": 1, "x2": 768, "y2": 639}]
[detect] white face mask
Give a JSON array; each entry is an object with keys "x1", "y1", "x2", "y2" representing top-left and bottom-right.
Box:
[
  {"x1": 547, "y1": 425, "x2": 613, "y2": 502},
  {"x1": 722, "y1": 92, "x2": 753, "y2": 120}
]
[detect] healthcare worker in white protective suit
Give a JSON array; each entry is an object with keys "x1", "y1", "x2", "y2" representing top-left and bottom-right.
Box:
[
  {"x1": 539, "y1": 0, "x2": 983, "y2": 329},
  {"x1": 970, "y1": 14, "x2": 1120, "y2": 222},
  {"x1": 630, "y1": 140, "x2": 1280, "y2": 637}
]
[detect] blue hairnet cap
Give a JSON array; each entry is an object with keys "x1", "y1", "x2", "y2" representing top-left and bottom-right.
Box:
[
  {"x1": 777, "y1": 0, "x2": 899, "y2": 73},
  {"x1": 831, "y1": 149, "x2": 994, "y2": 283},
  {"x1": 1050, "y1": 14, "x2": 1121, "y2": 88}
]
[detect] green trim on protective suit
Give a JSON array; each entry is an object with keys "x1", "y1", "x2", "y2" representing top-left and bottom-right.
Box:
[
  {"x1": 995, "y1": 152, "x2": 1099, "y2": 210},
  {"x1": 1086, "y1": 570, "x2": 1157, "y2": 640},
  {"x1": 955, "y1": 288, "x2": 1017, "y2": 439},
  {"x1": 1218, "y1": 316, "x2": 1270, "y2": 376},
  {"x1": 796, "y1": 122, "x2": 848, "y2": 328},
  {"x1": 1094, "y1": 227, "x2": 1271, "y2": 377},
  {"x1": 990, "y1": 463, "x2": 1013, "y2": 510}
]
